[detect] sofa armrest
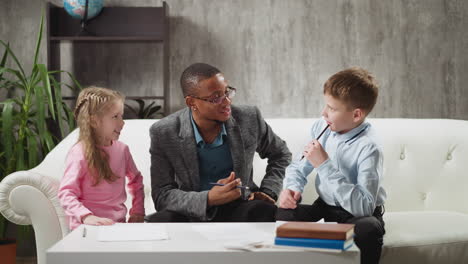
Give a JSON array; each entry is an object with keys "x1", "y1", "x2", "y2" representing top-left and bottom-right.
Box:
[{"x1": 0, "y1": 170, "x2": 69, "y2": 264}]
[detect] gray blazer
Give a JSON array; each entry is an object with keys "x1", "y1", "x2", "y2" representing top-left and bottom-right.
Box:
[{"x1": 149, "y1": 105, "x2": 292, "y2": 220}]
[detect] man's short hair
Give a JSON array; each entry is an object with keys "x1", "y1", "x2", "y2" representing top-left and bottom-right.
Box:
[
  {"x1": 180, "y1": 63, "x2": 221, "y2": 97},
  {"x1": 323, "y1": 67, "x2": 379, "y2": 114}
]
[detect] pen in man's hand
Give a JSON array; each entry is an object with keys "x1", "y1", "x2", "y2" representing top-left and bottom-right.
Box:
[
  {"x1": 209, "y1": 182, "x2": 250, "y2": 190},
  {"x1": 300, "y1": 124, "x2": 330, "y2": 160}
]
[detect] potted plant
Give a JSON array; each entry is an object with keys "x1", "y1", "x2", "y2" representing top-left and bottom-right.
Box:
[
  {"x1": 124, "y1": 98, "x2": 164, "y2": 119},
  {"x1": 0, "y1": 14, "x2": 80, "y2": 262}
]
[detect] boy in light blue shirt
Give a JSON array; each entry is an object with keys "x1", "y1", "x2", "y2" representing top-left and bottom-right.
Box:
[{"x1": 277, "y1": 67, "x2": 387, "y2": 264}]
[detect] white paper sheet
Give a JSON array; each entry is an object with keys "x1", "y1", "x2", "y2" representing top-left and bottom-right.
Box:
[
  {"x1": 96, "y1": 223, "x2": 169, "y2": 242},
  {"x1": 191, "y1": 223, "x2": 274, "y2": 247},
  {"x1": 192, "y1": 223, "x2": 272, "y2": 241},
  {"x1": 275, "y1": 218, "x2": 327, "y2": 229}
]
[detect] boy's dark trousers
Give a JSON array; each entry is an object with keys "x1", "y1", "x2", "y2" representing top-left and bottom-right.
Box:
[
  {"x1": 146, "y1": 199, "x2": 277, "y2": 222},
  {"x1": 276, "y1": 198, "x2": 385, "y2": 264}
]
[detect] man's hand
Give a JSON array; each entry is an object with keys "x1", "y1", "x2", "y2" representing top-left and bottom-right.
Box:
[
  {"x1": 207, "y1": 172, "x2": 241, "y2": 206},
  {"x1": 278, "y1": 189, "x2": 302, "y2": 209},
  {"x1": 82, "y1": 214, "x2": 115, "y2": 226},
  {"x1": 248, "y1": 192, "x2": 275, "y2": 204},
  {"x1": 128, "y1": 215, "x2": 145, "y2": 223},
  {"x1": 303, "y1": 139, "x2": 329, "y2": 167}
]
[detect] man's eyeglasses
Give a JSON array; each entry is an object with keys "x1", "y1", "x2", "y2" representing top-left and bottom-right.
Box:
[{"x1": 187, "y1": 86, "x2": 236, "y2": 105}]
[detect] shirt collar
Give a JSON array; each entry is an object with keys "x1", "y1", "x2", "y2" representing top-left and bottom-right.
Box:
[
  {"x1": 190, "y1": 111, "x2": 227, "y2": 147},
  {"x1": 330, "y1": 121, "x2": 370, "y2": 143}
]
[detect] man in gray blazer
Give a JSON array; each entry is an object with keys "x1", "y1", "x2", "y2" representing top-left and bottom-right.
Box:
[{"x1": 147, "y1": 63, "x2": 291, "y2": 222}]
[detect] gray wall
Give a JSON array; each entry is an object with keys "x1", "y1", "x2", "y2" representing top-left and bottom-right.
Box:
[{"x1": 1, "y1": 0, "x2": 467, "y2": 119}]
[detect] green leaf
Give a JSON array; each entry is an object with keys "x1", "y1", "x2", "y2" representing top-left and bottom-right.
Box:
[
  {"x1": 145, "y1": 102, "x2": 156, "y2": 112},
  {"x1": 27, "y1": 132, "x2": 38, "y2": 168},
  {"x1": 0, "y1": 67, "x2": 9, "y2": 78},
  {"x1": 0, "y1": 79, "x2": 20, "y2": 92},
  {"x1": 0, "y1": 42, "x2": 7, "y2": 67},
  {"x1": 0, "y1": 154, "x2": 5, "y2": 175},
  {"x1": 30, "y1": 66, "x2": 42, "y2": 88},
  {"x1": 0, "y1": 66, "x2": 28, "y2": 89},
  {"x1": 33, "y1": 13, "x2": 44, "y2": 67},
  {"x1": 12, "y1": 97, "x2": 23, "y2": 107},
  {"x1": 43, "y1": 131, "x2": 55, "y2": 152},
  {"x1": 50, "y1": 75, "x2": 64, "y2": 137},
  {"x1": 135, "y1": 99, "x2": 145, "y2": 116},
  {"x1": 60, "y1": 70, "x2": 82, "y2": 91},
  {"x1": 30, "y1": 64, "x2": 39, "y2": 89},
  {"x1": 1, "y1": 100, "x2": 14, "y2": 161},
  {"x1": 142, "y1": 105, "x2": 152, "y2": 118},
  {"x1": 45, "y1": 70, "x2": 82, "y2": 90},
  {"x1": 0, "y1": 43, "x2": 8, "y2": 80},
  {"x1": 147, "y1": 105, "x2": 162, "y2": 118},
  {"x1": 0, "y1": 40, "x2": 26, "y2": 78},
  {"x1": 15, "y1": 137, "x2": 26, "y2": 171},
  {"x1": 143, "y1": 102, "x2": 156, "y2": 118},
  {"x1": 34, "y1": 82, "x2": 46, "y2": 147},
  {"x1": 63, "y1": 102, "x2": 75, "y2": 130},
  {"x1": 37, "y1": 64, "x2": 55, "y2": 119}
]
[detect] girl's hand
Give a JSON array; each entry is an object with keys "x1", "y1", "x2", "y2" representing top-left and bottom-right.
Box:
[
  {"x1": 128, "y1": 215, "x2": 145, "y2": 223},
  {"x1": 82, "y1": 215, "x2": 115, "y2": 226}
]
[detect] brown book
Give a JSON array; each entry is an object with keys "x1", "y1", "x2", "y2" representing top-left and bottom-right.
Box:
[{"x1": 276, "y1": 222, "x2": 355, "y2": 240}]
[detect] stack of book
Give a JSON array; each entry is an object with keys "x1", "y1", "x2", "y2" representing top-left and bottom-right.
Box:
[{"x1": 275, "y1": 222, "x2": 355, "y2": 251}]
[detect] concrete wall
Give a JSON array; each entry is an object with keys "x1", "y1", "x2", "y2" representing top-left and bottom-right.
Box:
[{"x1": 1, "y1": 0, "x2": 467, "y2": 119}]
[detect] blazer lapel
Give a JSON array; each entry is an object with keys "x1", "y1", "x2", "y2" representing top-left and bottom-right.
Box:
[
  {"x1": 226, "y1": 117, "x2": 246, "y2": 183},
  {"x1": 178, "y1": 109, "x2": 200, "y2": 190}
]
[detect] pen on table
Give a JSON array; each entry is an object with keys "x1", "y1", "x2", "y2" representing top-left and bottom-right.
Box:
[
  {"x1": 300, "y1": 124, "x2": 330, "y2": 160},
  {"x1": 82, "y1": 226, "x2": 87, "y2": 238},
  {"x1": 209, "y1": 182, "x2": 250, "y2": 190}
]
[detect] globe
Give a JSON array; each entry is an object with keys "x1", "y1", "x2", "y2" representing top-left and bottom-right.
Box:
[{"x1": 63, "y1": 0, "x2": 103, "y2": 20}]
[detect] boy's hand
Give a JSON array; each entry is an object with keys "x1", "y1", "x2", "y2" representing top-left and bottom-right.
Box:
[
  {"x1": 248, "y1": 192, "x2": 275, "y2": 204},
  {"x1": 82, "y1": 215, "x2": 115, "y2": 226},
  {"x1": 278, "y1": 189, "x2": 302, "y2": 209},
  {"x1": 128, "y1": 215, "x2": 145, "y2": 223},
  {"x1": 303, "y1": 139, "x2": 329, "y2": 167},
  {"x1": 208, "y1": 172, "x2": 241, "y2": 206}
]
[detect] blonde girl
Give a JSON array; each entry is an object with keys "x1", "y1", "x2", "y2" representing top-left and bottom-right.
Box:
[{"x1": 59, "y1": 87, "x2": 145, "y2": 230}]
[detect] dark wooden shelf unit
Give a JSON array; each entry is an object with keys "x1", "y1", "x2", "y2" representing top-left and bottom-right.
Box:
[{"x1": 47, "y1": 2, "x2": 170, "y2": 116}]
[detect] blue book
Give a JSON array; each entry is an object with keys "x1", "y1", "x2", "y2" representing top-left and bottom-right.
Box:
[{"x1": 274, "y1": 236, "x2": 354, "y2": 251}]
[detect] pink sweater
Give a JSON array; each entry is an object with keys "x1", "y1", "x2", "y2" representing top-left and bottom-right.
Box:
[{"x1": 58, "y1": 141, "x2": 145, "y2": 230}]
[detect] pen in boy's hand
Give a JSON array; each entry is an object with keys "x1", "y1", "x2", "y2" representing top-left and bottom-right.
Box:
[
  {"x1": 300, "y1": 124, "x2": 330, "y2": 160},
  {"x1": 209, "y1": 182, "x2": 250, "y2": 190}
]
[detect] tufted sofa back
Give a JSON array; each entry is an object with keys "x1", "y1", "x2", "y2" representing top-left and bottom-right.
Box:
[{"x1": 33, "y1": 118, "x2": 468, "y2": 215}]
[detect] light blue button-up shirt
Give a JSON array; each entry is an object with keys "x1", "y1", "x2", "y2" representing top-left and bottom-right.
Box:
[{"x1": 284, "y1": 119, "x2": 387, "y2": 217}]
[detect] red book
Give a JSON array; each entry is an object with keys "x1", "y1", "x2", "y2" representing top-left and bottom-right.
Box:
[{"x1": 276, "y1": 222, "x2": 355, "y2": 240}]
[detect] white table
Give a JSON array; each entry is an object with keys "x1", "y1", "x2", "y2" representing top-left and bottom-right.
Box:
[{"x1": 47, "y1": 223, "x2": 359, "y2": 264}]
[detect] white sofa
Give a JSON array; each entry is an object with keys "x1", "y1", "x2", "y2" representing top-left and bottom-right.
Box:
[{"x1": 1, "y1": 118, "x2": 468, "y2": 264}]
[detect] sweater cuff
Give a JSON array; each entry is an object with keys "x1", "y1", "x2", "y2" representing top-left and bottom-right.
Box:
[
  {"x1": 78, "y1": 209, "x2": 93, "y2": 223},
  {"x1": 204, "y1": 190, "x2": 218, "y2": 221},
  {"x1": 284, "y1": 185, "x2": 304, "y2": 193},
  {"x1": 260, "y1": 188, "x2": 278, "y2": 202}
]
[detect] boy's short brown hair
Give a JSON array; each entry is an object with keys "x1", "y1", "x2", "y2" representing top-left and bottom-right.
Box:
[{"x1": 323, "y1": 67, "x2": 378, "y2": 114}]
